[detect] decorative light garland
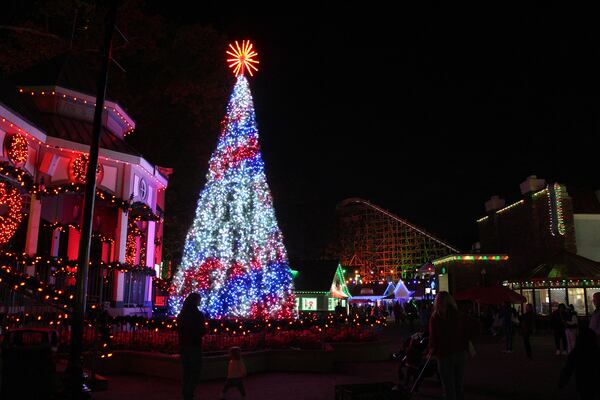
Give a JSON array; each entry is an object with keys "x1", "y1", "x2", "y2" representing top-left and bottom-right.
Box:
[
  {"x1": 496, "y1": 200, "x2": 524, "y2": 214},
  {"x1": 69, "y1": 153, "x2": 104, "y2": 184},
  {"x1": 125, "y1": 233, "x2": 138, "y2": 265},
  {"x1": 35, "y1": 183, "x2": 160, "y2": 221},
  {"x1": 548, "y1": 183, "x2": 566, "y2": 236},
  {"x1": 0, "y1": 181, "x2": 24, "y2": 245},
  {"x1": 476, "y1": 216, "x2": 489, "y2": 223},
  {"x1": 18, "y1": 88, "x2": 134, "y2": 135},
  {"x1": 0, "y1": 162, "x2": 34, "y2": 192},
  {"x1": 4, "y1": 133, "x2": 29, "y2": 165},
  {"x1": 0, "y1": 251, "x2": 155, "y2": 276},
  {"x1": 432, "y1": 254, "x2": 509, "y2": 266},
  {"x1": 0, "y1": 115, "x2": 166, "y2": 189}
]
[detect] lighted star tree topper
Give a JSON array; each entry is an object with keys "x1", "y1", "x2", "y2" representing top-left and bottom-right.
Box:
[
  {"x1": 226, "y1": 40, "x2": 259, "y2": 77},
  {"x1": 170, "y1": 41, "x2": 295, "y2": 319}
]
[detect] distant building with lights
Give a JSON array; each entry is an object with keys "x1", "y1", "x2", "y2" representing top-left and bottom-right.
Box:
[
  {"x1": 292, "y1": 261, "x2": 350, "y2": 313},
  {"x1": 438, "y1": 175, "x2": 600, "y2": 316},
  {"x1": 0, "y1": 54, "x2": 170, "y2": 316}
]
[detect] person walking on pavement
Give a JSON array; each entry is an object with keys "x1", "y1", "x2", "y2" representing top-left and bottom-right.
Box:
[
  {"x1": 429, "y1": 291, "x2": 479, "y2": 400},
  {"x1": 501, "y1": 302, "x2": 517, "y2": 353},
  {"x1": 552, "y1": 304, "x2": 568, "y2": 355},
  {"x1": 519, "y1": 303, "x2": 535, "y2": 358}
]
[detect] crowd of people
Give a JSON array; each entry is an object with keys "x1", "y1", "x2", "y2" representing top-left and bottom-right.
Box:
[
  {"x1": 344, "y1": 299, "x2": 433, "y2": 331},
  {"x1": 175, "y1": 291, "x2": 600, "y2": 400}
]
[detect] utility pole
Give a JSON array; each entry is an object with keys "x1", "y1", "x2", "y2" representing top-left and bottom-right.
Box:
[{"x1": 68, "y1": 1, "x2": 118, "y2": 397}]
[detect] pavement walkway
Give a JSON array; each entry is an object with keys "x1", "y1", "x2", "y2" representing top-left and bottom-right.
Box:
[{"x1": 94, "y1": 326, "x2": 579, "y2": 400}]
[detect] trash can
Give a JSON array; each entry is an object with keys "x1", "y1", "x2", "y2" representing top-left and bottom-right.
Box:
[{"x1": 1, "y1": 328, "x2": 59, "y2": 399}]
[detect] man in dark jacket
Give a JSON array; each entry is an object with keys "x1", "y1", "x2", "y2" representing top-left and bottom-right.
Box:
[
  {"x1": 177, "y1": 293, "x2": 207, "y2": 400},
  {"x1": 551, "y1": 304, "x2": 568, "y2": 355}
]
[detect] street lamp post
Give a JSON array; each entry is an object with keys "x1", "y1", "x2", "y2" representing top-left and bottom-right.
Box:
[{"x1": 68, "y1": 1, "x2": 118, "y2": 398}]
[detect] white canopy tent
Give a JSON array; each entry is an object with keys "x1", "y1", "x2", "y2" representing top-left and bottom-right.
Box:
[{"x1": 393, "y1": 279, "x2": 413, "y2": 302}]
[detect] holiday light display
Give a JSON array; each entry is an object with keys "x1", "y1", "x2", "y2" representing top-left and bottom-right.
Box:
[
  {"x1": 170, "y1": 42, "x2": 294, "y2": 319},
  {"x1": 0, "y1": 182, "x2": 24, "y2": 245},
  {"x1": 548, "y1": 183, "x2": 566, "y2": 236},
  {"x1": 4, "y1": 133, "x2": 29, "y2": 165},
  {"x1": 69, "y1": 153, "x2": 104, "y2": 184},
  {"x1": 226, "y1": 40, "x2": 259, "y2": 77}
]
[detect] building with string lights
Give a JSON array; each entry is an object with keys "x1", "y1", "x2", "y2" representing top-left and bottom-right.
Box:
[
  {"x1": 0, "y1": 54, "x2": 169, "y2": 317},
  {"x1": 440, "y1": 175, "x2": 600, "y2": 316}
]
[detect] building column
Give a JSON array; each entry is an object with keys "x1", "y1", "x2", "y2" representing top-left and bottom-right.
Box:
[
  {"x1": 145, "y1": 221, "x2": 156, "y2": 268},
  {"x1": 112, "y1": 209, "x2": 128, "y2": 307},
  {"x1": 24, "y1": 194, "x2": 42, "y2": 257},
  {"x1": 67, "y1": 227, "x2": 80, "y2": 260},
  {"x1": 144, "y1": 220, "x2": 157, "y2": 307}
]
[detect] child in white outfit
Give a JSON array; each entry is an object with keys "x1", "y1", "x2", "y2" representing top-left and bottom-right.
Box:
[{"x1": 220, "y1": 346, "x2": 246, "y2": 399}]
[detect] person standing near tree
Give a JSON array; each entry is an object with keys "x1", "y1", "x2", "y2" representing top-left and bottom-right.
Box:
[
  {"x1": 429, "y1": 291, "x2": 479, "y2": 400},
  {"x1": 178, "y1": 293, "x2": 207, "y2": 400},
  {"x1": 519, "y1": 303, "x2": 535, "y2": 358}
]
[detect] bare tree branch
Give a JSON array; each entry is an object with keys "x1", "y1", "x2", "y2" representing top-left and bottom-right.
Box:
[{"x1": 0, "y1": 25, "x2": 64, "y2": 41}]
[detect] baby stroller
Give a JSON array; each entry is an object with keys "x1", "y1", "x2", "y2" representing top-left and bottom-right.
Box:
[{"x1": 393, "y1": 332, "x2": 439, "y2": 392}]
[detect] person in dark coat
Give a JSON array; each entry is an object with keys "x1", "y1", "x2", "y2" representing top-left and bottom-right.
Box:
[
  {"x1": 559, "y1": 327, "x2": 600, "y2": 399},
  {"x1": 393, "y1": 301, "x2": 402, "y2": 325},
  {"x1": 501, "y1": 302, "x2": 517, "y2": 353},
  {"x1": 429, "y1": 291, "x2": 479, "y2": 400},
  {"x1": 519, "y1": 303, "x2": 535, "y2": 358},
  {"x1": 552, "y1": 304, "x2": 568, "y2": 355},
  {"x1": 177, "y1": 293, "x2": 207, "y2": 400}
]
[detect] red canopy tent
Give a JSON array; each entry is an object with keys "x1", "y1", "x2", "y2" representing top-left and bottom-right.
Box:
[{"x1": 454, "y1": 285, "x2": 526, "y2": 304}]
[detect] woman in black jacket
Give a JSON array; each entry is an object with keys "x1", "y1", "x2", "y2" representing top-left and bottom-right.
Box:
[{"x1": 177, "y1": 293, "x2": 207, "y2": 400}]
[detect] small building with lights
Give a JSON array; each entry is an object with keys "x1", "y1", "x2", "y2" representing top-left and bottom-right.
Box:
[
  {"x1": 0, "y1": 54, "x2": 170, "y2": 316},
  {"x1": 432, "y1": 254, "x2": 510, "y2": 295},
  {"x1": 292, "y1": 261, "x2": 350, "y2": 313},
  {"x1": 472, "y1": 176, "x2": 600, "y2": 315}
]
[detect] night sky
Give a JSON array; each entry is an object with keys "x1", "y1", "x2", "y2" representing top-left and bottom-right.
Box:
[
  {"x1": 8, "y1": 2, "x2": 600, "y2": 261},
  {"x1": 151, "y1": 3, "x2": 600, "y2": 259},
  {"x1": 164, "y1": 4, "x2": 598, "y2": 260}
]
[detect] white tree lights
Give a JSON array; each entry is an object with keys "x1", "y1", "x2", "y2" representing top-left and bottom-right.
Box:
[{"x1": 169, "y1": 42, "x2": 294, "y2": 319}]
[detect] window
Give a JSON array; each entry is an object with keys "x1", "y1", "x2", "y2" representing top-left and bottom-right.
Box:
[
  {"x1": 302, "y1": 297, "x2": 317, "y2": 311},
  {"x1": 534, "y1": 289, "x2": 550, "y2": 315},
  {"x1": 294, "y1": 297, "x2": 299, "y2": 311},
  {"x1": 522, "y1": 289, "x2": 534, "y2": 310},
  {"x1": 567, "y1": 288, "x2": 586, "y2": 315},
  {"x1": 138, "y1": 178, "x2": 148, "y2": 201},
  {"x1": 328, "y1": 298, "x2": 336, "y2": 311},
  {"x1": 550, "y1": 288, "x2": 567, "y2": 311}
]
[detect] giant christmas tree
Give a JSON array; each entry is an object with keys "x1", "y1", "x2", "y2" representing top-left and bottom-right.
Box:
[{"x1": 170, "y1": 41, "x2": 295, "y2": 319}]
